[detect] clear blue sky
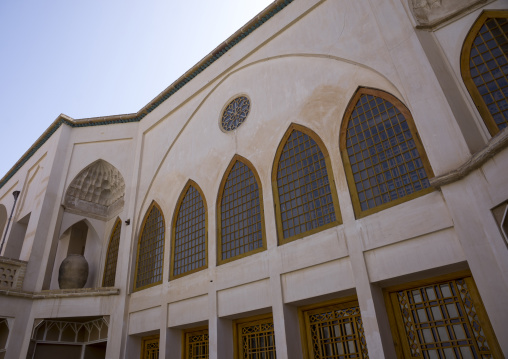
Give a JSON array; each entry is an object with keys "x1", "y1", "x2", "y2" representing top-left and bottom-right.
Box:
[{"x1": 0, "y1": 0, "x2": 273, "y2": 178}]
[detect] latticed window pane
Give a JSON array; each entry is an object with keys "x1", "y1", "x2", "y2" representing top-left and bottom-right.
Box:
[
  {"x1": 102, "y1": 219, "x2": 121, "y2": 287},
  {"x1": 395, "y1": 279, "x2": 496, "y2": 358},
  {"x1": 238, "y1": 318, "x2": 276, "y2": 359},
  {"x1": 305, "y1": 304, "x2": 369, "y2": 359},
  {"x1": 135, "y1": 204, "x2": 165, "y2": 290},
  {"x1": 173, "y1": 184, "x2": 206, "y2": 278},
  {"x1": 468, "y1": 16, "x2": 508, "y2": 132},
  {"x1": 221, "y1": 96, "x2": 251, "y2": 131},
  {"x1": 345, "y1": 93, "x2": 430, "y2": 213},
  {"x1": 276, "y1": 129, "x2": 337, "y2": 240},
  {"x1": 185, "y1": 329, "x2": 209, "y2": 359},
  {"x1": 220, "y1": 160, "x2": 263, "y2": 261},
  {"x1": 142, "y1": 336, "x2": 159, "y2": 359}
]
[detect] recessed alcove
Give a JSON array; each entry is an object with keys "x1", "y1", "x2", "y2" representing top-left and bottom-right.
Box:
[
  {"x1": 492, "y1": 201, "x2": 508, "y2": 245},
  {"x1": 0, "y1": 318, "x2": 9, "y2": 359},
  {"x1": 0, "y1": 205, "x2": 7, "y2": 251},
  {"x1": 47, "y1": 160, "x2": 126, "y2": 290},
  {"x1": 64, "y1": 160, "x2": 125, "y2": 221},
  {"x1": 50, "y1": 219, "x2": 102, "y2": 289},
  {"x1": 3, "y1": 212, "x2": 30, "y2": 260},
  {"x1": 29, "y1": 317, "x2": 108, "y2": 359}
]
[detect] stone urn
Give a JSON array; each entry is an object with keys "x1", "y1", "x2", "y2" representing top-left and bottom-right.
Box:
[{"x1": 58, "y1": 254, "x2": 89, "y2": 289}]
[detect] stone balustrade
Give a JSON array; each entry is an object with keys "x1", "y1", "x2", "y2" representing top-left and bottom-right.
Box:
[{"x1": 0, "y1": 257, "x2": 27, "y2": 290}]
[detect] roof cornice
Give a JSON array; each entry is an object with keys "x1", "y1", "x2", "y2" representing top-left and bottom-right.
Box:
[{"x1": 0, "y1": 0, "x2": 295, "y2": 190}]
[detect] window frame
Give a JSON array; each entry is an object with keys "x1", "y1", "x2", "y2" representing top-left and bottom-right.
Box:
[
  {"x1": 460, "y1": 10, "x2": 508, "y2": 137},
  {"x1": 133, "y1": 201, "x2": 166, "y2": 292},
  {"x1": 233, "y1": 313, "x2": 276, "y2": 359},
  {"x1": 217, "y1": 154, "x2": 267, "y2": 266},
  {"x1": 297, "y1": 296, "x2": 368, "y2": 359},
  {"x1": 170, "y1": 180, "x2": 208, "y2": 281},
  {"x1": 102, "y1": 217, "x2": 122, "y2": 287},
  {"x1": 383, "y1": 271, "x2": 503, "y2": 359},
  {"x1": 141, "y1": 334, "x2": 160, "y2": 359},
  {"x1": 340, "y1": 87, "x2": 434, "y2": 219},
  {"x1": 219, "y1": 94, "x2": 251, "y2": 133},
  {"x1": 182, "y1": 326, "x2": 209, "y2": 359},
  {"x1": 272, "y1": 123, "x2": 342, "y2": 245}
]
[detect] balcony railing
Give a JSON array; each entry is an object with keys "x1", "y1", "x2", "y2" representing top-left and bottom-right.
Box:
[{"x1": 0, "y1": 257, "x2": 27, "y2": 290}]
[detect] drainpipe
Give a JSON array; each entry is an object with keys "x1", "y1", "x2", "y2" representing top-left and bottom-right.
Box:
[{"x1": 0, "y1": 190, "x2": 21, "y2": 256}]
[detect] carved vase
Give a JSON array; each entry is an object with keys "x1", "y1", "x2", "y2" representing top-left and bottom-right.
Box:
[{"x1": 58, "y1": 254, "x2": 89, "y2": 289}]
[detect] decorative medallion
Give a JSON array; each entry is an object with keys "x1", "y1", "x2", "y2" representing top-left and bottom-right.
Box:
[{"x1": 221, "y1": 96, "x2": 250, "y2": 131}]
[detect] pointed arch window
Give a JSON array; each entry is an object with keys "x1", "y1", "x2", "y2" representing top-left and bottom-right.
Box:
[
  {"x1": 340, "y1": 88, "x2": 434, "y2": 218},
  {"x1": 170, "y1": 181, "x2": 207, "y2": 280},
  {"x1": 134, "y1": 202, "x2": 165, "y2": 291},
  {"x1": 102, "y1": 219, "x2": 121, "y2": 287},
  {"x1": 273, "y1": 124, "x2": 342, "y2": 244},
  {"x1": 461, "y1": 11, "x2": 508, "y2": 136},
  {"x1": 218, "y1": 156, "x2": 266, "y2": 265}
]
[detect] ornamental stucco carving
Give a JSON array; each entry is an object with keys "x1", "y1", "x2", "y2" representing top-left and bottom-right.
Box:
[
  {"x1": 410, "y1": 0, "x2": 488, "y2": 26},
  {"x1": 64, "y1": 160, "x2": 125, "y2": 220}
]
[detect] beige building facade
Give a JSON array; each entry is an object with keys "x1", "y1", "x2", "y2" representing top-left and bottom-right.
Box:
[{"x1": 1, "y1": 0, "x2": 508, "y2": 358}]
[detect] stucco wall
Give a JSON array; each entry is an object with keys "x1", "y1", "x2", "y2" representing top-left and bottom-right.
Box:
[{"x1": 0, "y1": 0, "x2": 507, "y2": 358}]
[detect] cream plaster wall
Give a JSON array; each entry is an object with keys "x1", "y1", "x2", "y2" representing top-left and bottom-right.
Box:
[
  {"x1": 281, "y1": 258, "x2": 355, "y2": 303},
  {"x1": 129, "y1": 306, "x2": 162, "y2": 336},
  {"x1": 0, "y1": 141, "x2": 53, "y2": 262},
  {"x1": 167, "y1": 295, "x2": 208, "y2": 328},
  {"x1": 433, "y1": 0, "x2": 508, "y2": 139},
  {"x1": 1, "y1": 0, "x2": 507, "y2": 358}
]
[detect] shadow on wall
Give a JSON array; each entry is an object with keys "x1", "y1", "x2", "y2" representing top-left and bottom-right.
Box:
[
  {"x1": 492, "y1": 201, "x2": 508, "y2": 246},
  {"x1": 66, "y1": 221, "x2": 88, "y2": 256},
  {"x1": 48, "y1": 159, "x2": 126, "y2": 290},
  {"x1": 64, "y1": 160, "x2": 125, "y2": 221},
  {"x1": 3, "y1": 212, "x2": 30, "y2": 260},
  {"x1": 0, "y1": 318, "x2": 9, "y2": 357},
  {"x1": 28, "y1": 317, "x2": 108, "y2": 359},
  {"x1": 0, "y1": 206, "x2": 6, "y2": 248},
  {"x1": 50, "y1": 219, "x2": 102, "y2": 290}
]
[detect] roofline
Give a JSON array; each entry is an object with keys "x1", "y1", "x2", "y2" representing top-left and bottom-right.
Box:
[{"x1": 0, "y1": 0, "x2": 295, "y2": 190}]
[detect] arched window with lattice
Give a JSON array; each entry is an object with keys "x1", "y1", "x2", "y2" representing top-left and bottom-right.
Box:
[
  {"x1": 461, "y1": 10, "x2": 508, "y2": 136},
  {"x1": 340, "y1": 88, "x2": 434, "y2": 218},
  {"x1": 102, "y1": 218, "x2": 121, "y2": 287},
  {"x1": 217, "y1": 155, "x2": 266, "y2": 265},
  {"x1": 272, "y1": 124, "x2": 342, "y2": 245},
  {"x1": 134, "y1": 201, "x2": 165, "y2": 291},
  {"x1": 170, "y1": 180, "x2": 207, "y2": 280}
]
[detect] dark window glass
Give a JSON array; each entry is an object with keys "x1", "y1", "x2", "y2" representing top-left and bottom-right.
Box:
[
  {"x1": 135, "y1": 203, "x2": 164, "y2": 290},
  {"x1": 173, "y1": 185, "x2": 206, "y2": 278},
  {"x1": 276, "y1": 130, "x2": 336, "y2": 240},
  {"x1": 345, "y1": 94, "x2": 430, "y2": 213},
  {"x1": 220, "y1": 161, "x2": 263, "y2": 261}
]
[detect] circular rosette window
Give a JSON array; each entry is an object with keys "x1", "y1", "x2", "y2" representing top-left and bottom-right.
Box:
[{"x1": 221, "y1": 96, "x2": 250, "y2": 131}]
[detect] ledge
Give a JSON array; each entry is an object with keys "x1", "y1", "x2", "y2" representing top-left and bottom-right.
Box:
[
  {"x1": 0, "y1": 257, "x2": 27, "y2": 265},
  {"x1": 413, "y1": 0, "x2": 491, "y2": 29},
  {"x1": 430, "y1": 128, "x2": 508, "y2": 188},
  {"x1": 0, "y1": 287, "x2": 120, "y2": 299}
]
